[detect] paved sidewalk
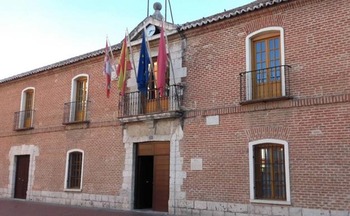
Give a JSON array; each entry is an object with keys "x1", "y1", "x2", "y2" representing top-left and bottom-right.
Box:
[{"x1": 0, "y1": 199, "x2": 169, "y2": 216}]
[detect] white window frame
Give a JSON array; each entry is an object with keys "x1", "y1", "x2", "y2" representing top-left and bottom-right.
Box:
[
  {"x1": 245, "y1": 27, "x2": 285, "y2": 101},
  {"x1": 19, "y1": 87, "x2": 35, "y2": 128},
  {"x1": 64, "y1": 149, "x2": 84, "y2": 192},
  {"x1": 69, "y1": 74, "x2": 89, "y2": 122},
  {"x1": 249, "y1": 139, "x2": 291, "y2": 205}
]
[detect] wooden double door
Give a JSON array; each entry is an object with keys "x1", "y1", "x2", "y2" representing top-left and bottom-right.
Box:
[
  {"x1": 134, "y1": 142, "x2": 170, "y2": 212},
  {"x1": 14, "y1": 155, "x2": 30, "y2": 199}
]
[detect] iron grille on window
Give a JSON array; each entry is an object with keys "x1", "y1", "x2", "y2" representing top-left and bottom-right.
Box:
[
  {"x1": 63, "y1": 101, "x2": 89, "y2": 124},
  {"x1": 14, "y1": 110, "x2": 35, "y2": 130},
  {"x1": 240, "y1": 65, "x2": 291, "y2": 103},
  {"x1": 254, "y1": 143, "x2": 286, "y2": 200},
  {"x1": 67, "y1": 152, "x2": 82, "y2": 189}
]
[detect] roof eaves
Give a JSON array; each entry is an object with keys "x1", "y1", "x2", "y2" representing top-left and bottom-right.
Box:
[
  {"x1": 0, "y1": 43, "x2": 122, "y2": 84},
  {"x1": 179, "y1": 0, "x2": 289, "y2": 31}
]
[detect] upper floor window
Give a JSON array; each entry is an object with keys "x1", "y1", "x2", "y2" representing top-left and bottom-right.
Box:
[
  {"x1": 252, "y1": 33, "x2": 281, "y2": 99},
  {"x1": 249, "y1": 139, "x2": 291, "y2": 204},
  {"x1": 64, "y1": 149, "x2": 84, "y2": 191},
  {"x1": 147, "y1": 57, "x2": 170, "y2": 99},
  {"x1": 240, "y1": 27, "x2": 291, "y2": 103},
  {"x1": 63, "y1": 74, "x2": 89, "y2": 124},
  {"x1": 15, "y1": 87, "x2": 35, "y2": 130},
  {"x1": 141, "y1": 58, "x2": 170, "y2": 114}
]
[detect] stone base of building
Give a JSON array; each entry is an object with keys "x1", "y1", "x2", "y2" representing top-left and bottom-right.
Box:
[
  {"x1": 169, "y1": 200, "x2": 349, "y2": 216},
  {"x1": 1, "y1": 189, "x2": 348, "y2": 216}
]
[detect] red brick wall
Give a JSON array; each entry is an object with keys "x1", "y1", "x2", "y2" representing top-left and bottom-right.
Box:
[
  {"x1": 0, "y1": 0, "x2": 349, "y2": 212},
  {"x1": 0, "y1": 55, "x2": 125, "y2": 195},
  {"x1": 180, "y1": 0, "x2": 350, "y2": 211}
]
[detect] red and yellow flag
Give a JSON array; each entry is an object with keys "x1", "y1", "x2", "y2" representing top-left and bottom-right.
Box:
[{"x1": 117, "y1": 35, "x2": 132, "y2": 96}]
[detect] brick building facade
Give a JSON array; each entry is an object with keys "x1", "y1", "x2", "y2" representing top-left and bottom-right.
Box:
[{"x1": 0, "y1": 0, "x2": 349, "y2": 215}]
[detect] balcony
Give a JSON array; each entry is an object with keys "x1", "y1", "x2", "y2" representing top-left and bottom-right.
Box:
[
  {"x1": 118, "y1": 84, "x2": 183, "y2": 123},
  {"x1": 240, "y1": 65, "x2": 292, "y2": 104},
  {"x1": 14, "y1": 110, "x2": 35, "y2": 131},
  {"x1": 63, "y1": 101, "x2": 90, "y2": 124}
]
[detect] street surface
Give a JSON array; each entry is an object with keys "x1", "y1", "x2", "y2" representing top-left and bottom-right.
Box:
[{"x1": 0, "y1": 199, "x2": 169, "y2": 216}]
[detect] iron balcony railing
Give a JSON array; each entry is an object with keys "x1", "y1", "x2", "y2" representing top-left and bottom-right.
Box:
[
  {"x1": 14, "y1": 110, "x2": 35, "y2": 130},
  {"x1": 63, "y1": 101, "x2": 90, "y2": 124},
  {"x1": 239, "y1": 65, "x2": 291, "y2": 103},
  {"x1": 118, "y1": 84, "x2": 183, "y2": 118}
]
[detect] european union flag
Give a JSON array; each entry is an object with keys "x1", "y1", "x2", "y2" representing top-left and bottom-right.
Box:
[{"x1": 137, "y1": 31, "x2": 150, "y2": 94}]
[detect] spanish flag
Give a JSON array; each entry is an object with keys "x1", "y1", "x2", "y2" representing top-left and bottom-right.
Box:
[{"x1": 117, "y1": 35, "x2": 132, "y2": 96}]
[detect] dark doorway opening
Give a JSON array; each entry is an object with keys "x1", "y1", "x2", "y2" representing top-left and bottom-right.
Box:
[
  {"x1": 134, "y1": 142, "x2": 170, "y2": 212},
  {"x1": 14, "y1": 155, "x2": 30, "y2": 199},
  {"x1": 134, "y1": 156, "x2": 154, "y2": 209}
]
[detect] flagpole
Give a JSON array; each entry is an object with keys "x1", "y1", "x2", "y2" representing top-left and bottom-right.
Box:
[
  {"x1": 106, "y1": 36, "x2": 117, "y2": 74},
  {"x1": 162, "y1": 20, "x2": 176, "y2": 86},
  {"x1": 106, "y1": 36, "x2": 115, "y2": 61},
  {"x1": 162, "y1": 19, "x2": 180, "y2": 110},
  {"x1": 142, "y1": 22, "x2": 154, "y2": 75},
  {"x1": 147, "y1": 0, "x2": 150, "y2": 17},
  {"x1": 143, "y1": 23, "x2": 157, "y2": 88},
  {"x1": 168, "y1": 0, "x2": 174, "y2": 24},
  {"x1": 126, "y1": 28, "x2": 137, "y2": 79}
]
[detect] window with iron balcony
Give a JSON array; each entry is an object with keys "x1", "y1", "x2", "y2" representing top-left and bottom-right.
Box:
[
  {"x1": 14, "y1": 87, "x2": 35, "y2": 131},
  {"x1": 118, "y1": 57, "x2": 183, "y2": 122},
  {"x1": 240, "y1": 27, "x2": 292, "y2": 104},
  {"x1": 63, "y1": 75, "x2": 90, "y2": 124}
]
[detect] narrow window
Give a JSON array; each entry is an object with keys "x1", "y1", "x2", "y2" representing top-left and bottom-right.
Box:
[
  {"x1": 147, "y1": 58, "x2": 170, "y2": 100},
  {"x1": 243, "y1": 27, "x2": 288, "y2": 102},
  {"x1": 254, "y1": 143, "x2": 285, "y2": 200},
  {"x1": 65, "y1": 151, "x2": 83, "y2": 190},
  {"x1": 252, "y1": 33, "x2": 281, "y2": 99},
  {"x1": 16, "y1": 88, "x2": 35, "y2": 130},
  {"x1": 249, "y1": 139, "x2": 290, "y2": 204},
  {"x1": 144, "y1": 58, "x2": 169, "y2": 113},
  {"x1": 23, "y1": 89, "x2": 34, "y2": 128},
  {"x1": 64, "y1": 75, "x2": 89, "y2": 124},
  {"x1": 74, "y1": 77, "x2": 88, "y2": 121}
]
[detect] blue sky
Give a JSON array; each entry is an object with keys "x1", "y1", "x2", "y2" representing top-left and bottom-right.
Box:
[{"x1": 0, "y1": 0, "x2": 253, "y2": 80}]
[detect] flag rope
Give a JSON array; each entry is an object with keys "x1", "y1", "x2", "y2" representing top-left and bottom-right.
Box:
[
  {"x1": 142, "y1": 22, "x2": 155, "y2": 88},
  {"x1": 162, "y1": 20, "x2": 176, "y2": 87},
  {"x1": 126, "y1": 29, "x2": 137, "y2": 81}
]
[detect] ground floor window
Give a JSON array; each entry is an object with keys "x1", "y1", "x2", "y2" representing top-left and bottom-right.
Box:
[
  {"x1": 65, "y1": 150, "x2": 84, "y2": 190},
  {"x1": 249, "y1": 139, "x2": 290, "y2": 204}
]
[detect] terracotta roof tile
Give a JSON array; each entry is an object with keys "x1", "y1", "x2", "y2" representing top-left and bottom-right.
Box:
[
  {"x1": 179, "y1": 0, "x2": 289, "y2": 31},
  {"x1": 0, "y1": 43, "x2": 122, "y2": 84}
]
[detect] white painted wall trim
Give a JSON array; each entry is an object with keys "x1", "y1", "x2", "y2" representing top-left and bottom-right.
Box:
[
  {"x1": 64, "y1": 149, "x2": 85, "y2": 191},
  {"x1": 69, "y1": 74, "x2": 89, "y2": 121},
  {"x1": 248, "y1": 138, "x2": 291, "y2": 205},
  {"x1": 245, "y1": 26, "x2": 286, "y2": 100},
  {"x1": 19, "y1": 87, "x2": 35, "y2": 128}
]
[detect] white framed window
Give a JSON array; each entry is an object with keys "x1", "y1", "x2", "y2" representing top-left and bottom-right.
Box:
[
  {"x1": 18, "y1": 87, "x2": 35, "y2": 129},
  {"x1": 69, "y1": 74, "x2": 89, "y2": 122},
  {"x1": 64, "y1": 149, "x2": 84, "y2": 191},
  {"x1": 249, "y1": 139, "x2": 291, "y2": 205},
  {"x1": 245, "y1": 27, "x2": 286, "y2": 101}
]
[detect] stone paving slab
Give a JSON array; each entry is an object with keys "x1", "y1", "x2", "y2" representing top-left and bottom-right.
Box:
[{"x1": 0, "y1": 199, "x2": 168, "y2": 216}]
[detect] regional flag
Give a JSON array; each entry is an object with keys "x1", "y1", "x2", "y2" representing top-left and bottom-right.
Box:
[
  {"x1": 104, "y1": 40, "x2": 114, "y2": 98},
  {"x1": 157, "y1": 23, "x2": 167, "y2": 97}
]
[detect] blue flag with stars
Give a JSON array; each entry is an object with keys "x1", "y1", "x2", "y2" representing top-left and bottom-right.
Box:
[{"x1": 137, "y1": 31, "x2": 150, "y2": 94}]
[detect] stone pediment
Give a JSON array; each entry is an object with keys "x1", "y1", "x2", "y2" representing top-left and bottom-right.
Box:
[{"x1": 127, "y1": 16, "x2": 179, "y2": 45}]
